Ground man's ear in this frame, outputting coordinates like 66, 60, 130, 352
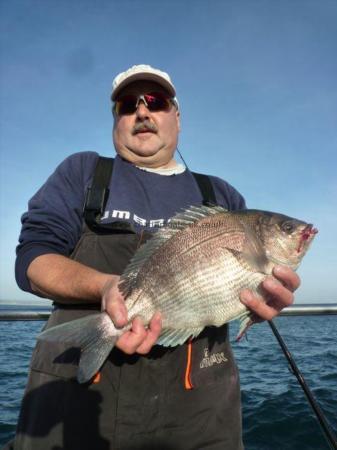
176, 110, 181, 132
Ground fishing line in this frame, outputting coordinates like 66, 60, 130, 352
268, 320, 337, 450
176, 147, 190, 170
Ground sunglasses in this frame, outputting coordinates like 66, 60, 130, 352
114, 92, 174, 116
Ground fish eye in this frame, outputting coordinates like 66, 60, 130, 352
281, 221, 295, 234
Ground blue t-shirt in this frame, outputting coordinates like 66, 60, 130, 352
15, 152, 246, 292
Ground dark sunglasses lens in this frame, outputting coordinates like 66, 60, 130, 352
115, 95, 137, 115
115, 92, 172, 115
144, 93, 171, 112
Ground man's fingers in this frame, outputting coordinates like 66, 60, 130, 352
115, 313, 162, 355
136, 312, 162, 354
240, 289, 277, 321
103, 282, 128, 328
240, 279, 294, 321
273, 265, 301, 292
115, 316, 147, 354
240, 266, 300, 322
262, 277, 294, 309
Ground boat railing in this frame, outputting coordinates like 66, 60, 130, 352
0, 303, 336, 320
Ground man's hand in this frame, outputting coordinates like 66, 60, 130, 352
101, 277, 162, 355
239, 265, 300, 321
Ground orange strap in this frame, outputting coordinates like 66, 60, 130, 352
184, 340, 194, 390
92, 372, 101, 384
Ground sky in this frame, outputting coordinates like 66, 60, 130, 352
0, 0, 336, 304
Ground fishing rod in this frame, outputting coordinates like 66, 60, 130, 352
268, 320, 337, 450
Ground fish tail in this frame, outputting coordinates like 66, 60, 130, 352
38, 312, 123, 383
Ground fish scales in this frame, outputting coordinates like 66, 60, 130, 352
125, 214, 256, 328
38, 206, 317, 383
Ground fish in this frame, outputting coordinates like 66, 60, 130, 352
38, 205, 317, 383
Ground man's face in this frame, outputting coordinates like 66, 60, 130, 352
113, 80, 180, 168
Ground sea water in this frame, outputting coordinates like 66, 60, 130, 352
0, 306, 336, 450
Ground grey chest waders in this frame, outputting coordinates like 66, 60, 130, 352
11, 157, 243, 450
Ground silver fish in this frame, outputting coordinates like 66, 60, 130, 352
38, 206, 317, 383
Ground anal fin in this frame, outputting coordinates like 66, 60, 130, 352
157, 327, 204, 347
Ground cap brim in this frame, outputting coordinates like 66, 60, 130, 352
111, 72, 176, 101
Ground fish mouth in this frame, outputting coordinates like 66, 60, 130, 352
297, 224, 318, 253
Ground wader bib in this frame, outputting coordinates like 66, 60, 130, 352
10, 159, 243, 450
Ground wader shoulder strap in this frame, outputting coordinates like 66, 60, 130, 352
83, 157, 134, 233
84, 156, 114, 219
191, 172, 217, 206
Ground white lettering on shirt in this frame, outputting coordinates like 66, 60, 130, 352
102, 209, 169, 228
133, 214, 147, 226
149, 219, 165, 228
111, 210, 130, 220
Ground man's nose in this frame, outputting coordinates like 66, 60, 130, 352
135, 101, 150, 119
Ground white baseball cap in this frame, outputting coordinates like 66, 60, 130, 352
111, 64, 177, 101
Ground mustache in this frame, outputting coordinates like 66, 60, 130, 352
132, 120, 158, 135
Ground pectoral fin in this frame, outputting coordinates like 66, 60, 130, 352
240, 222, 270, 273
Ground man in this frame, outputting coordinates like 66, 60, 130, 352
10, 64, 299, 450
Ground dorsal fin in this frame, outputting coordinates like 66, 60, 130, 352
119, 205, 227, 296
168, 205, 226, 230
